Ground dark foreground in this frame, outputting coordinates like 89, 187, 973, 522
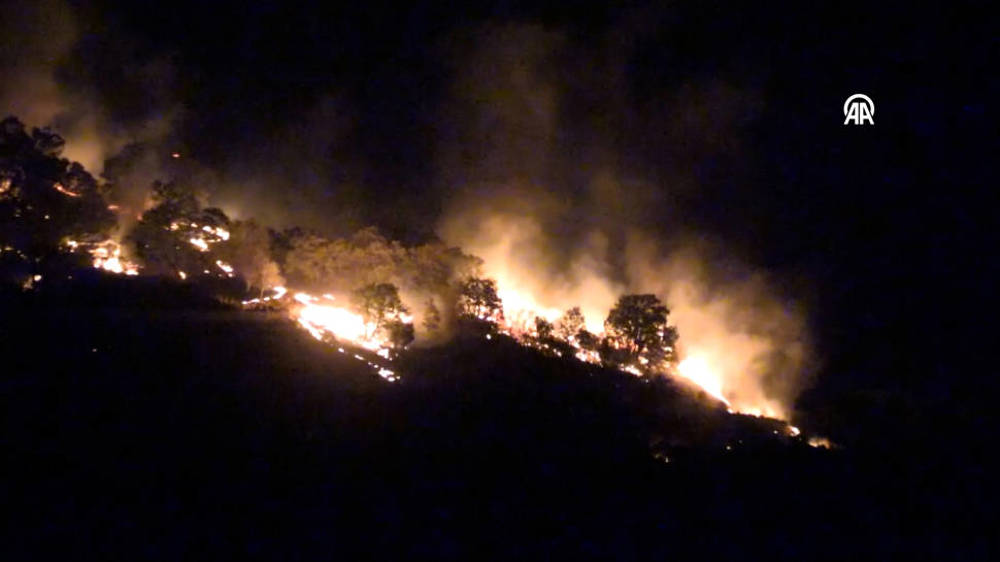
1, 283, 988, 559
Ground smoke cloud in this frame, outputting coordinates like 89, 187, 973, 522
2, 5, 813, 414
436, 22, 811, 415
1, 0, 179, 216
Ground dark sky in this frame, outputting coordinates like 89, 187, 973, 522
57, 1, 988, 245
4, 1, 994, 440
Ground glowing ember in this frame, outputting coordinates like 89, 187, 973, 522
808, 436, 832, 449
622, 364, 643, 377
52, 182, 81, 197
65, 239, 140, 276
188, 237, 209, 251
677, 354, 730, 405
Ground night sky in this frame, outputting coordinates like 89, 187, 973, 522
3, 1, 994, 445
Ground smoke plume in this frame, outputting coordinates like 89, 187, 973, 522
1, 0, 179, 215
436, 22, 811, 415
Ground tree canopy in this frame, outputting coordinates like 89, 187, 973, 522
604, 294, 679, 372
0, 116, 115, 276
456, 276, 504, 324
126, 179, 230, 278
350, 282, 410, 339
555, 307, 586, 341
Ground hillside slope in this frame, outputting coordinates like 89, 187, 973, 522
1, 284, 973, 559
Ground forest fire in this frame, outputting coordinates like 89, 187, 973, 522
91, 240, 139, 276
241, 287, 405, 380
292, 292, 369, 345
68, 223, 797, 422
495, 285, 562, 331
52, 182, 81, 198
3, 109, 807, 423
677, 354, 730, 405
64, 238, 140, 276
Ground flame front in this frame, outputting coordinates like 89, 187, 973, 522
496, 286, 562, 330
293, 292, 368, 344
677, 354, 730, 405
62, 227, 799, 419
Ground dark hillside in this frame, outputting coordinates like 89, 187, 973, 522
1, 285, 981, 559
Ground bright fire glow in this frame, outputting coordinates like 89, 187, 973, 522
808, 436, 832, 449
65, 239, 140, 276
52, 182, 81, 197
294, 292, 368, 344
497, 286, 562, 331
677, 354, 730, 405
245, 289, 405, 382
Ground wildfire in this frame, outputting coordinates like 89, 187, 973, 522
243, 288, 403, 381
59, 219, 801, 419
677, 354, 730, 405
189, 237, 209, 251
52, 182, 81, 198
293, 292, 369, 344
808, 436, 832, 449
496, 286, 562, 331
169, 221, 230, 254
486, 283, 797, 418
65, 239, 140, 276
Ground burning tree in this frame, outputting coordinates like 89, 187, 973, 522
0, 116, 116, 281
534, 316, 554, 340
280, 228, 399, 293
350, 282, 411, 340
279, 227, 481, 311
384, 319, 415, 350
126, 179, 231, 278
555, 307, 586, 341
456, 277, 504, 324
603, 294, 679, 373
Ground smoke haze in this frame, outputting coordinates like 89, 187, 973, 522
435, 23, 810, 414
3, 5, 813, 413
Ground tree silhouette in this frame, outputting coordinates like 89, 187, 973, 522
555, 307, 586, 341
385, 319, 415, 350
456, 277, 503, 324
350, 282, 409, 339
534, 316, 554, 340
604, 294, 679, 372
126, 179, 229, 278
0, 116, 115, 279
